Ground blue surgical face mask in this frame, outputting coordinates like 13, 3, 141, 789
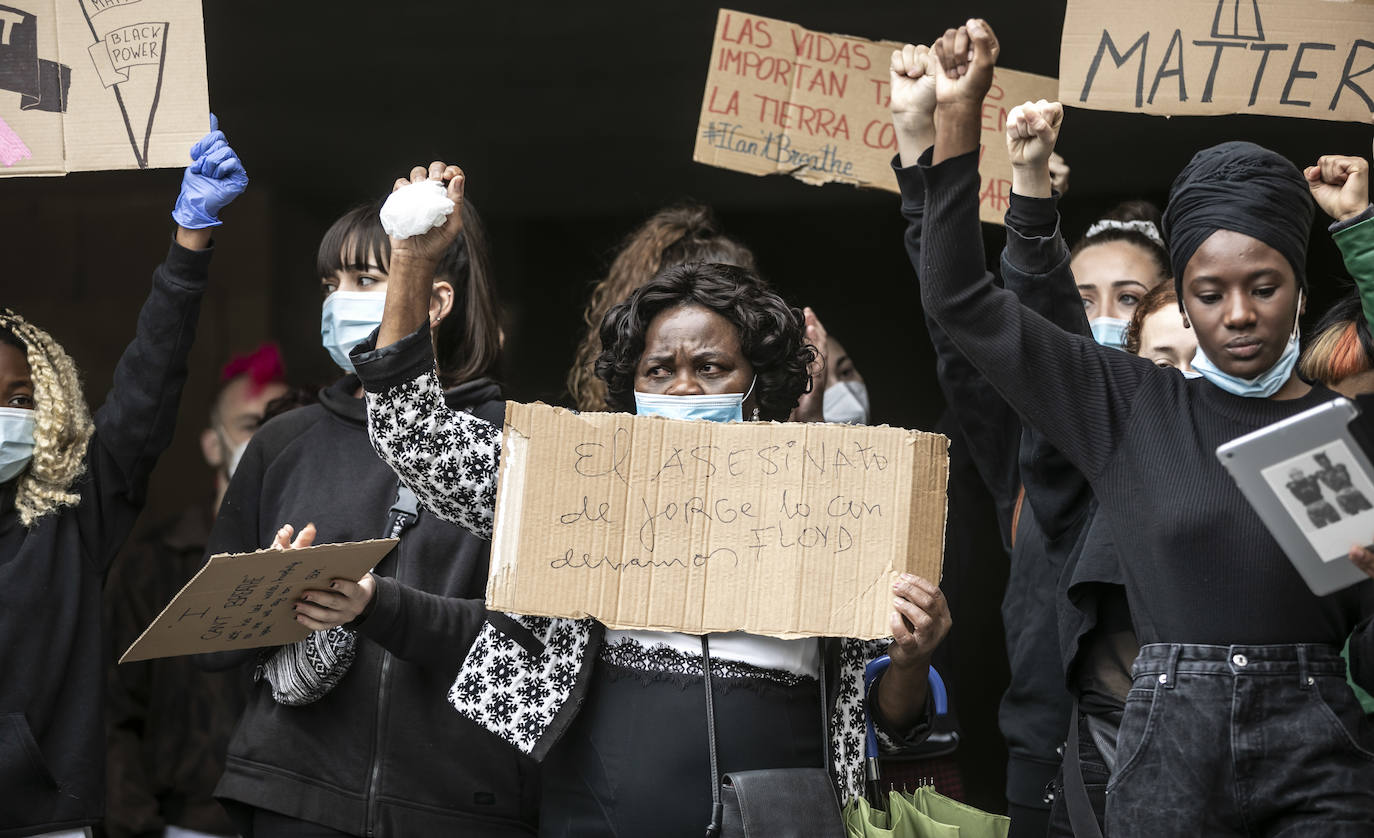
1089, 317, 1130, 351
321, 291, 387, 373
634, 378, 756, 423
0, 407, 36, 484
1191, 291, 1302, 398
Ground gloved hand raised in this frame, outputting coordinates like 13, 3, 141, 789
172, 113, 248, 230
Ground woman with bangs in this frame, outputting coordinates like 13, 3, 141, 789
204, 196, 538, 837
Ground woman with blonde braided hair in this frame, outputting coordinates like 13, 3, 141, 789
0, 313, 95, 526
1, 118, 247, 838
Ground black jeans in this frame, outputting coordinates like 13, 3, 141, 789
1046, 709, 1114, 837
1106, 643, 1374, 837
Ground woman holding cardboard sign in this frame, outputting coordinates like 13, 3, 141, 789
353, 162, 950, 836
201, 196, 538, 838
909, 17, 1374, 835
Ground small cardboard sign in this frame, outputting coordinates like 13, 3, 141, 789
693, 8, 1058, 224
1059, 0, 1374, 123
487, 403, 949, 640
119, 539, 397, 663
0, 0, 208, 176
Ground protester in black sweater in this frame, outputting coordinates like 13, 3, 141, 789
912, 18, 1374, 835
889, 46, 1145, 835
0, 123, 245, 838
205, 199, 538, 838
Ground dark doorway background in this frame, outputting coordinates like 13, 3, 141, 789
4, 1, 1370, 814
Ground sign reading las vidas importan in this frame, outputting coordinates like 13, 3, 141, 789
693, 9, 1058, 224
1060, 0, 1374, 123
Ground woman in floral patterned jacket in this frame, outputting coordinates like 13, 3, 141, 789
351, 162, 951, 836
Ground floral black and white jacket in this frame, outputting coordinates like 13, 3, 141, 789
352, 327, 931, 803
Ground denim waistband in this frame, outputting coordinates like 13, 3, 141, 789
1132, 642, 1347, 687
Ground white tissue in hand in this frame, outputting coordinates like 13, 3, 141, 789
379, 180, 455, 239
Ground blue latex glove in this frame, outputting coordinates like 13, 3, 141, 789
172, 114, 248, 229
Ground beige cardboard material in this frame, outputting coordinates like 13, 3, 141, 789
488, 403, 949, 640
1060, 0, 1374, 123
120, 539, 397, 663
693, 8, 1057, 224
0, 0, 207, 176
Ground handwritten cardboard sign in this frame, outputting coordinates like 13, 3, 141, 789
487, 403, 949, 639
119, 539, 397, 663
0, 0, 208, 176
1060, 0, 1374, 123
693, 8, 1058, 224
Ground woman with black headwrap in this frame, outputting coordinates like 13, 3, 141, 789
906, 17, 1374, 836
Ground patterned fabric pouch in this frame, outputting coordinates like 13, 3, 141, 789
258, 486, 419, 706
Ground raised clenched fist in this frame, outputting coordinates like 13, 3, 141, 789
930, 18, 1000, 110
1306, 155, 1370, 222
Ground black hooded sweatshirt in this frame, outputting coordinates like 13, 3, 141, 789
0, 241, 211, 837
210, 374, 539, 837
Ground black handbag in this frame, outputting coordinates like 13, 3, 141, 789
702, 636, 847, 838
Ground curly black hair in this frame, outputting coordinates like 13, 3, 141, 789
594, 262, 815, 421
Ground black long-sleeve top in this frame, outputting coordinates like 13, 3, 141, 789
0, 241, 211, 838
917, 149, 1373, 649
898, 154, 1097, 805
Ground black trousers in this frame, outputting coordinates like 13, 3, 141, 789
1106, 643, 1374, 837
1046, 709, 1114, 838
539, 657, 826, 837
1007, 802, 1051, 838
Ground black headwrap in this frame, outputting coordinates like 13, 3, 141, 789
1162, 141, 1314, 299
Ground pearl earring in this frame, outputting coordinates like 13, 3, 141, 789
751, 406, 760, 421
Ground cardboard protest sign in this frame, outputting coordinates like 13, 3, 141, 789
488, 403, 949, 640
120, 539, 397, 663
0, 0, 208, 176
693, 8, 1058, 224
1060, 0, 1374, 123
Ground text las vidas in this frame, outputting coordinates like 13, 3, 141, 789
693, 9, 1057, 224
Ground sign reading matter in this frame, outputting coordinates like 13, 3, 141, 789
1060, 0, 1374, 123
0, 0, 208, 176
120, 539, 397, 663
693, 8, 1058, 224
488, 403, 950, 640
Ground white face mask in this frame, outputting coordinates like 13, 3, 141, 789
321, 291, 387, 373
822, 380, 869, 425
226, 438, 249, 480
0, 407, 35, 484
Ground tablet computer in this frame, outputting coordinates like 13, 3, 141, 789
1216, 396, 1373, 596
